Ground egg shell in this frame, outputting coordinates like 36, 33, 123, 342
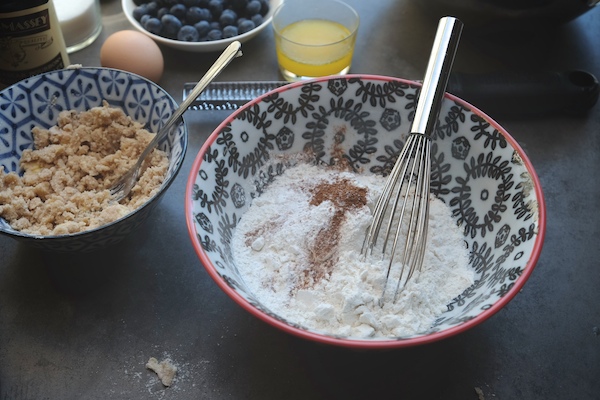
100, 30, 164, 82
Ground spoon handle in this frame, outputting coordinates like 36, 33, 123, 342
144, 41, 243, 159
173, 40, 243, 124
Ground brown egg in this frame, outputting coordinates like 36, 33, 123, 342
100, 30, 164, 83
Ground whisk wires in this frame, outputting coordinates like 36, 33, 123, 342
361, 16, 463, 303
362, 133, 432, 301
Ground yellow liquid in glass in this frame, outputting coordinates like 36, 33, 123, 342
276, 19, 355, 78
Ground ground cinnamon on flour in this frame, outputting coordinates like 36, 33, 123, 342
304, 179, 366, 287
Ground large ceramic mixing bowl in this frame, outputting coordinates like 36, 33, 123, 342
185, 75, 545, 349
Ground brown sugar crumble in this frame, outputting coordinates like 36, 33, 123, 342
0, 102, 168, 236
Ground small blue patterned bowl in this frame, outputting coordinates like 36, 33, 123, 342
0, 67, 187, 252
185, 75, 546, 349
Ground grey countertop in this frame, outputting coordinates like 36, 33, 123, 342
1, 0, 599, 399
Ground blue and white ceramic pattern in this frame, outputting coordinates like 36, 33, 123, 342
186, 75, 545, 348
0, 67, 187, 252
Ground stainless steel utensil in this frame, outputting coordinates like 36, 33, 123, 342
362, 17, 463, 303
109, 41, 243, 202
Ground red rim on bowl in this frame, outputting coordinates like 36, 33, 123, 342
185, 74, 546, 349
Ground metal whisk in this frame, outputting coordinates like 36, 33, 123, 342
362, 17, 463, 302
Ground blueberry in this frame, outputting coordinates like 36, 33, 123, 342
186, 7, 204, 24
198, 0, 210, 7
245, 0, 261, 16
177, 25, 200, 41
161, 14, 183, 38
144, 17, 163, 34
194, 20, 211, 37
140, 14, 151, 26
195, 7, 212, 21
146, 1, 160, 16
210, 21, 221, 30
157, 6, 169, 18
182, 0, 202, 6
219, 9, 237, 26
132, 4, 149, 21
223, 25, 238, 38
170, 4, 187, 20
208, 0, 224, 17
207, 28, 223, 40
238, 19, 255, 34
258, 0, 269, 15
250, 14, 263, 27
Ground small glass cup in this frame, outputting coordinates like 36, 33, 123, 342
54, 0, 102, 53
272, 0, 359, 82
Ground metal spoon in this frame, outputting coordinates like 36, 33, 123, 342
109, 40, 243, 202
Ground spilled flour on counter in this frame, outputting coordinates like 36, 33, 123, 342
232, 162, 474, 338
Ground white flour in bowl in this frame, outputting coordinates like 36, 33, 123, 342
232, 161, 474, 339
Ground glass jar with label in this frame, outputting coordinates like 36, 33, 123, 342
0, 0, 70, 88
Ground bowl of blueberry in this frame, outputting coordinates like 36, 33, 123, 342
123, 0, 279, 52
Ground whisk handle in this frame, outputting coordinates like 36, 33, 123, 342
411, 16, 463, 136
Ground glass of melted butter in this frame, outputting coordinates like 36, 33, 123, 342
272, 0, 359, 82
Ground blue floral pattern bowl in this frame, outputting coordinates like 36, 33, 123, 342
185, 75, 545, 349
0, 67, 187, 252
